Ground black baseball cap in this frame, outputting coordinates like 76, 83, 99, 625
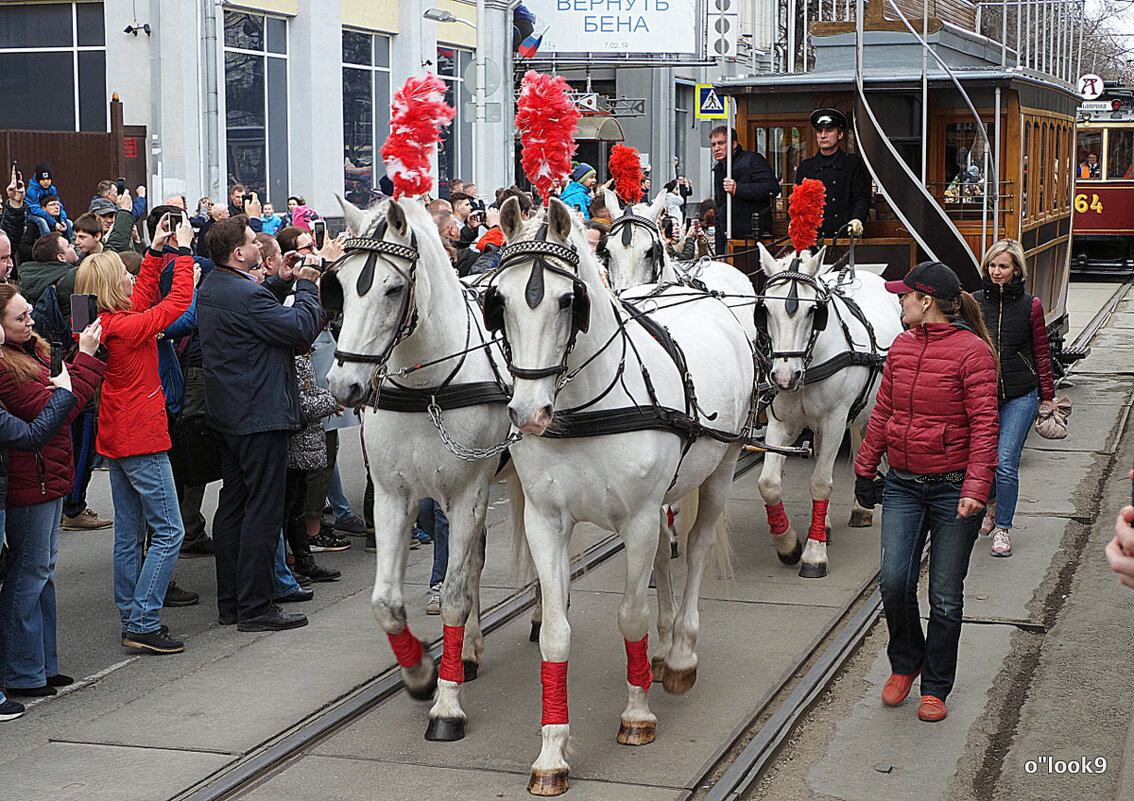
809, 108, 848, 130
884, 261, 962, 300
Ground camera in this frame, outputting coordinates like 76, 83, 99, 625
116, 177, 126, 195
242, 193, 253, 204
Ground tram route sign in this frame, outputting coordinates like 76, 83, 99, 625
521, 0, 700, 55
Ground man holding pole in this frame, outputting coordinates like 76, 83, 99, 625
710, 125, 780, 256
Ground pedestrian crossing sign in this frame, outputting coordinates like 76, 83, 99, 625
696, 84, 729, 120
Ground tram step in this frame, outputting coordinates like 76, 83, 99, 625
1057, 345, 1091, 364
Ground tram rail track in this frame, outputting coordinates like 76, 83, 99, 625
178, 281, 1130, 801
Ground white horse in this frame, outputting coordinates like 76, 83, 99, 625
486, 196, 754, 795
754, 243, 902, 578
602, 189, 759, 344
325, 197, 517, 742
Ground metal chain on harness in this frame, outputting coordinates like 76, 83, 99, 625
427, 401, 522, 461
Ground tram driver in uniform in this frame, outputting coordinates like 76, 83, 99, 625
1078, 151, 1100, 179
794, 108, 872, 239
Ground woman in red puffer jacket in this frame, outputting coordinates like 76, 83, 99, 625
853, 261, 999, 725
0, 284, 105, 698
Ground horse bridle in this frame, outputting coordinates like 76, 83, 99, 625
319, 220, 420, 367
481, 223, 590, 381
606, 207, 665, 285
755, 265, 831, 365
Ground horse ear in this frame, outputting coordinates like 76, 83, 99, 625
647, 190, 667, 220
547, 197, 573, 242
603, 188, 622, 218
500, 196, 524, 242
336, 194, 366, 238
803, 245, 826, 277
387, 200, 409, 238
758, 241, 780, 278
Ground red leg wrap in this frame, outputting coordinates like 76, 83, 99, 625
666, 506, 676, 527
440, 624, 465, 684
624, 636, 652, 691
809, 499, 830, 542
540, 660, 569, 725
387, 626, 423, 668
766, 502, 790, 536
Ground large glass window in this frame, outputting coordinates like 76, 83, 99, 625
943, 122, 990, 204
224, 10, 288, 205
1107, 130, 1134, 179
0, 2, 106, 131
342, 30, 392, 207
674, 84, 693, 177
436, 46, 473, 192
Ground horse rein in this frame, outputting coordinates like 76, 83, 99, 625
759, 268, 832, 365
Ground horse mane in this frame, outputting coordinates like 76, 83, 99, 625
508, 205, 604, 288
351, 198, 453, 282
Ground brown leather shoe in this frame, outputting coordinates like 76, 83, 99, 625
918, 694, 947, 722
61, 508, 113, 530
881, 670, 920, 706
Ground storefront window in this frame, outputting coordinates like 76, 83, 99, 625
436, 46, 473, 192
343, 30, 392, 206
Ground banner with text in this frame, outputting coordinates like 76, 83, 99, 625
521, 0, 701, 55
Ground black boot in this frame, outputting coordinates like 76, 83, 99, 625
293, 554, 341, 582
285, 514, 341, 582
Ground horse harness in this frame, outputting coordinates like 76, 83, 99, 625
482, 224, 749, 479
604, 206, 665, 284
320, 220, 511, 414
754, 264, 887, 424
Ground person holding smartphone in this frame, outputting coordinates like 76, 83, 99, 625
0, 284, 104, 698
74, 213, 195, 653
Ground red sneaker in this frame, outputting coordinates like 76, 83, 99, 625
881, 670, 920, 706
918, 695, 947, 722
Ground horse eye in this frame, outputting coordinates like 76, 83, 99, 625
558, 294, 572, 310
384, 284, 403, 297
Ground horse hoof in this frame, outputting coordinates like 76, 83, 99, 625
528, 768, 569, 796
777, 540, 803, 566
424, 716, 466, 742
799, 562, 828, 579
670, 540, 679, 559
651, 656, 666, 683
404, 654, 438, 700
662, 665, 697, 694
617, 719, 656, 745
529, 622, 541, 643
462, 659, 479, 682
848, 509, 873, 528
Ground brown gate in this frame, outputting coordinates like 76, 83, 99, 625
0, 98, 147, 220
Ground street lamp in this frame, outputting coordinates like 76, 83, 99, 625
423, 6, 486, 192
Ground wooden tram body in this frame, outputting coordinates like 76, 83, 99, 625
715, 10, 1077, 346
1072, 84, 1134, 276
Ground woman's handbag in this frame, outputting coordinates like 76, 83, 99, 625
1034, 394, 1072, 440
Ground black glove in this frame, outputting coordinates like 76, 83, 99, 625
855, 474, 878, 509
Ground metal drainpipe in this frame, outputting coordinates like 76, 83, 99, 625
149, 0, 162, 203
203, 0, 220, 199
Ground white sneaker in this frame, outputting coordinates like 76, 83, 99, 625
991, 528, 1012, 557
426, 583, 441, 615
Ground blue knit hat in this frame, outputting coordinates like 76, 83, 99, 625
571, 163, 596, 182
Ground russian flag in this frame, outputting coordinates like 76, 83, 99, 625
518, 32, 544, 59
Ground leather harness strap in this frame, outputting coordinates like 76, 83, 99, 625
371, 380, 511, 413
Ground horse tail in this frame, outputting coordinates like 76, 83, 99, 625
680, 487, 734, 581
507, 471, 534, 588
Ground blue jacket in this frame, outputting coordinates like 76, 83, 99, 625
0, 388, 77, 509
559, 181, 592, 220
197, 266, 322, 436
26, 182, 67, 229
260, 214, 284, 235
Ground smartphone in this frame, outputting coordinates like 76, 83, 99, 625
116, 177, 126, 195
242, 193, 253, 205
71, 293, 98, 333
49, 342, 63, 378
169, 210, 183, 229
312, 219, 326, 249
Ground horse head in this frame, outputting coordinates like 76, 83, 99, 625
324, 196, 440, 407
757, 241, 829, 392
602, 189, 671, 291
485, 196, 595, 436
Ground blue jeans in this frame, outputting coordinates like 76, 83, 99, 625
31, 215, 72, 239
879, 471, 981, 701
418, 499, 450, 587
993, 389, 1038, 530
0, 497, 63, 688
327, 463, 353, 522
109, 453, 185, 635
272, 530, 302, 598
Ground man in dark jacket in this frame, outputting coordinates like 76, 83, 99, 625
795, 108, 872, 239
198, 215, 322, 631
710, 126, 780, 255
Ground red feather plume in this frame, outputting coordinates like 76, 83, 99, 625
609, 144, 643, 206
788, 178, 827, 254
515, 71, 580, 205
380, 74, 456, 199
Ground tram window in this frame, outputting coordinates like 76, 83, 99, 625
1053, 126, 1061, 210
768, 127, 802, 185
1107, 129, 1134, 179
1022, 123, 1030, 217
1078, 131, 1102, 179
1039, 124, 1047, 212
944, 122, 990, 203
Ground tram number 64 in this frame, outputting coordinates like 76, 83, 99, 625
1074, 193, 1104, 214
